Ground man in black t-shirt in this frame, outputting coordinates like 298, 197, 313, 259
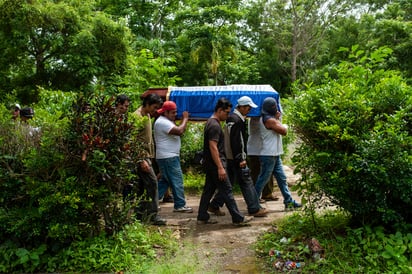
209, 96, 267, 217
197, 98, 253, 226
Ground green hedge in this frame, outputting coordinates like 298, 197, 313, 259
290, 46, 412, 226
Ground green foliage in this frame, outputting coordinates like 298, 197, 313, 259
0, 0, 131, 102
0, 242, 48, 273
174, 0, 254, 85
117, 48, 180, 97
183, 172, 206, 195
48, 223, 177, 273
318, 3, 412, 85
0, 99, 67, 246
290, 46, 412, 226
0, 90, 171, 272
256, 212, 412, 273
180, 122, 204, 171
63, 93, 139, 236
0, 222, 178, 273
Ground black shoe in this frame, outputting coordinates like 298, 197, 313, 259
162, 196, 174, 203
151, 216, 167, 226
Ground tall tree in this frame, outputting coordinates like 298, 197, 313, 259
98, 0, 179, 41
246, 0, 351, 93
0, 0, 131, 103
317, 0, 412, 82
174, 0, 251, 85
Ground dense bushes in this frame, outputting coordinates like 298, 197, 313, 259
0, 91, 155, 272
290, 46, 412, 226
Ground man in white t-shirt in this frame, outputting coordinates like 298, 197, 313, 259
247, 117, 279, 203
154, 101, 193, 213
254, 97, 301, 210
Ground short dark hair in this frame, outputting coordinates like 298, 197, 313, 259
214, 97, 232, 112
115, 94, 130, 106
142, 93, 162, 107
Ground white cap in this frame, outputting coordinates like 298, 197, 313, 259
237, 96, 257, 108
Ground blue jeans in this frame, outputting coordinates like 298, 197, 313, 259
254, 156, 293, 205
210, 160, 261, 214
157, 156, 186, 209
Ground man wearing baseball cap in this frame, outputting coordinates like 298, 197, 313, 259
208, 96, 268, 217
154, 101, 193, 213
11, 103, 21, 121
19, 107, 35, 122
254, 97, 301, 210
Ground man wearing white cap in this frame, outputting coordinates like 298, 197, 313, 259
208, 96, 268, 217
11, 103, 21, 121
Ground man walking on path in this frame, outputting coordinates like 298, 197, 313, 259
254, 97, 301, 210
132, 94, 166, 225
154, 101, 193, 213
248, 117, 280, 203
208, 96, 267, 217
197, 98, 254, 225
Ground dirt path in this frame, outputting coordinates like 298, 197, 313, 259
157, 166, 301, 273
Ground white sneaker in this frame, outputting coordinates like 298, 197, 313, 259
173, 206, 193, 213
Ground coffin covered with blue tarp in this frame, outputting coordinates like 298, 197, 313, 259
167, 85, 280, 119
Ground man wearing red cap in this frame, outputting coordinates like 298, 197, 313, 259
154, 101, 193, 213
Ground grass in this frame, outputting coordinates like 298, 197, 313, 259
144, 240, 220, 274
0, 221, 180, 273
183, 169, 243, 195
255, 210, 412, 273
183, 169, 205, 194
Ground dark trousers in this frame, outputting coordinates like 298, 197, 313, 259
134, 160, 159, 221
210, 160, 261, 214
197, 164, 244, 223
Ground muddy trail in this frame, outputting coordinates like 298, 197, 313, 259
157, 166, 301, 273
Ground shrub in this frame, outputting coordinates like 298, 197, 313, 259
180, 121, 204, 172
0, 90, 145, 260
0, 89, 181, 274
290, 46, 412, 227
255, 212, 412, 273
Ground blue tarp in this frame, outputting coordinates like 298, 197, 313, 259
168, 85, 280, 119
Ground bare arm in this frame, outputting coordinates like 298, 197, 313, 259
264, 113, 288, 136
209, 139, 226, 181
169, 111, 189, 136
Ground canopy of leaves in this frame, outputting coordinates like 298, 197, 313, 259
0, 0, 131, 103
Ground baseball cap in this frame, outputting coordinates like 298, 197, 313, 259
157, 101, 177, 114
261, 97, 278, 116
20, 107, 35, 118
237, 96, 257, 108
